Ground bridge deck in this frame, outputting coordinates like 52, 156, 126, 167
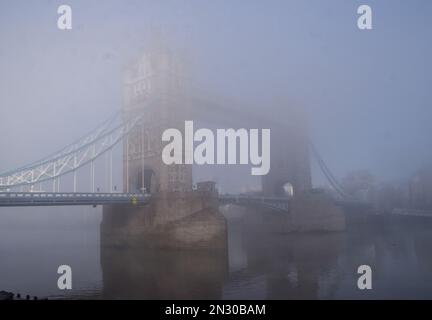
0, 192, 150, 207
0, 192, 292, 210
1, 193, 431, 219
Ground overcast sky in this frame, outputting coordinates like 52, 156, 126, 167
0, 0, 431, 190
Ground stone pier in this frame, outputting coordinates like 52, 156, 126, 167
101, 191, 228, 250
289, 192, 346, 232
240, 192, 346, 234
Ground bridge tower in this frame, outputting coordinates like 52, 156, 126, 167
261, 110, 312, 197
122, 46, 192, 194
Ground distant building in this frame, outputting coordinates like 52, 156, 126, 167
409, 168, 432, 209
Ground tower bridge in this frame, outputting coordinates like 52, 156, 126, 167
121, 46, 311, 198
0, 46, 312, 201
0, 46, 353, 249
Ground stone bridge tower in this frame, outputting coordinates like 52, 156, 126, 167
261, 108, 312, 197
122, 47, 192, 194
102, 46, 227, 251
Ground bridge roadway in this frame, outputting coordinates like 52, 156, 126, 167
1, 192, 432, 218
0, 192, 291, 211
0, 192, 151, 207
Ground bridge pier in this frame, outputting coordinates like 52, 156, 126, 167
238, 192, 346, 233
289, 192, 346, 232
101, 191, 227, 250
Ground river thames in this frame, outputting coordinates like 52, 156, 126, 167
1, 205, 432, 299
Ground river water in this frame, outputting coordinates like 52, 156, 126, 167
1, 205, 432, 299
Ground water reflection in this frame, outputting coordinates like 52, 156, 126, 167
101, 247, 228, 299
99, 208, 432, 299
223, 209, 345, 299
2, 206, 432, 299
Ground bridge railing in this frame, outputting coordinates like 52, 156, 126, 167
218, 194, 290, 212
0, 192, 150, 207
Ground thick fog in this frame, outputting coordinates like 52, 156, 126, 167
1, 0, 431, 191
2, 0, 432, 301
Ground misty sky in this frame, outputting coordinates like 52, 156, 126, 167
1, 0, 431, 190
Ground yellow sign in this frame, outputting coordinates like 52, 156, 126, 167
131, 196, 137, 206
